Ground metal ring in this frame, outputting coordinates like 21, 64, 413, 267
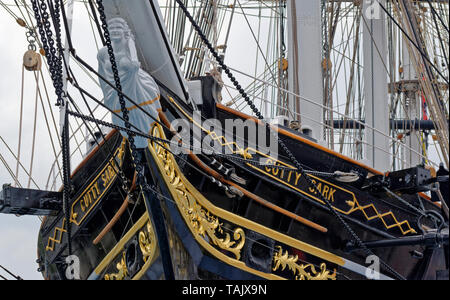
417, 210, 446, 234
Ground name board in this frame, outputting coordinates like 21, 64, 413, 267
70, 141, 126, 226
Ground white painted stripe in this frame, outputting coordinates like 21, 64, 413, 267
343, 259, 394, 280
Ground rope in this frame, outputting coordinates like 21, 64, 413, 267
223, 66, 439, 168
66, 109, 237, 196
34, 71, 63, 185
0, 136, 39, 188
174, 0, 406, 280
31, 0, 72, 256
424, 0, 449, 34
67, 103, 361, 186
377, 0, 448, 85
222, 81, 435, 168
15, 65, 25, 188
143, 178, 353, 280
27, 71, 39, 188
0, 265, 23, 280
0, 151, 21, 188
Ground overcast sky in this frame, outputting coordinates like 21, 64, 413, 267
0, 5, 46, 280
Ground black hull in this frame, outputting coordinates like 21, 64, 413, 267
33, 86, 448, 280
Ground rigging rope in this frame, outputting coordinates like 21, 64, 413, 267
28, 71, 39, 189
0, 264, 23, 280
377, 0, 448, 85
0, 151, 21, 188
23, 0, 446, 280
95, 0, 177, 279
173, 0, 406, 280
31, 0, 73, 256
15, 65, 25, 188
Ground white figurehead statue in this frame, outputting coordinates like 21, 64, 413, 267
97, 17, 161, 149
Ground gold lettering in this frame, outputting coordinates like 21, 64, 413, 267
102, 172, 109, 187
322, 185, 330, 200
272, 164, 279, 176
265, 159, 273, 173
93, 182, 100, 198
316, 183, 322, 195
85, 192, 92, 208
294, 173, 302, 185
328, 188, 336, 202
309, 180, 316, 193
80, 199, 85, 212
287, 171, 293, 183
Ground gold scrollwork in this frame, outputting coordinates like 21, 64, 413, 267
139, 221, 157, 263
104, 252, 128, 280
151, 124, 246, 260
272, 246, 337, 280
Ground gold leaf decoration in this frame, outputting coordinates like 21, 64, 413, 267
104, 252, 128, 280
139, 221, 157, 263
151, 124, 245, 260
272, 246, 336, 280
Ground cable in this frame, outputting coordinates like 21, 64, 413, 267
67, 109, 239, 196
424, 0, 449, 34
377, 0, 449, 85
141, 182, 350, 280
87, 0, 105, 46
0, 265, 23, 280
174, 0, 406, 280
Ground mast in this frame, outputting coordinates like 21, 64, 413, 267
400, 37, 423, 168
396, 0, 449, 168
362, 0, 390, 171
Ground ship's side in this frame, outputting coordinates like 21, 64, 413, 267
31, 86, 448, 280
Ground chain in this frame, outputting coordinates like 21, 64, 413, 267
47, 0, 75, 257
95, 0, 141, 171
383, 186, 446, 233
31, 0, 64, 106
67, 110, 236, 196
95, 1, 177, 280
174, 0, 406, 280
383, 187, 426, 217
30, 0, 73, 257
25, 29, 37, 51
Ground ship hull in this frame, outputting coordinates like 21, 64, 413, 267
36, 88, 448, 280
